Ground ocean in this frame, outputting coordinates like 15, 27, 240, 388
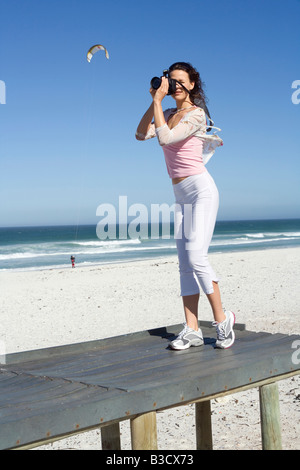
0, 219, 299, 272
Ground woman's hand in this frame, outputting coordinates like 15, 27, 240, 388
149, 86, 156, 99
136, 77, 168, 140
151, 77, 169, 104
152, 77, 169, 129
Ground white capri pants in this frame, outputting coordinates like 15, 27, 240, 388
173, 172, 219, 296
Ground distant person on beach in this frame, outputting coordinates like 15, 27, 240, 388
70, 256, 75, 268
136, 62, 235, 350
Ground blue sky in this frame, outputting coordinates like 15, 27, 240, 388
0, 0, 299, 226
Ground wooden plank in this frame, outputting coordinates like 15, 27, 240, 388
101, 423, 121, 450
1, 324, 184, 365
116, 335, 296, 392
195, 400, 213, 450
0, 377, 104, 418
130, 412, 158, 450
259, 382, 282, 450
1, 370, 299, 450
0, 379, 127, 449
5, 326, 254, 387
3, 328, 270, 385
89, 336, 297, 407
2, 332, 296, 402
54, 334, 294, 391
2, 330, 296, 397
2, 338, 293, 413
2, 322, 246, 366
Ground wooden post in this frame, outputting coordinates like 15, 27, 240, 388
195, 400, 213, 450
130, 412, 158, 450
101, 423, 121, 450
259, 382, 282, 450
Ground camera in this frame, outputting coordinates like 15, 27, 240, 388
150, 70, 177, 95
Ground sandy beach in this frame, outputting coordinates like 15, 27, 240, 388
0, 247, 299, 450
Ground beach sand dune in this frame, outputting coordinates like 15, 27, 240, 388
0, 247, 299, 450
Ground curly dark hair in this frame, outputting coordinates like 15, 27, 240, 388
168, 62, 212, 130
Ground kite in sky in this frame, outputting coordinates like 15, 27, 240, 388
87, 44, 109, 62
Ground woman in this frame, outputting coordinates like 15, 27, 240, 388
136, 62, 235, 350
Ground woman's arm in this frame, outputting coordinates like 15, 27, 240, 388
135, 102, 154, 140
135, 77, 169, 140
155, 108, 206, 146
153, 77, 169, 129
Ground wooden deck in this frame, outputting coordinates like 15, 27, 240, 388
0, 322, 299, 450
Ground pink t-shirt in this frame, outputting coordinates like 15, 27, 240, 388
136, 107, 223, 178
161, 135, 204, 178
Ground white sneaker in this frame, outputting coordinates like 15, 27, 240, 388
213, 310, 236, 349
170, 323, 204, 350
